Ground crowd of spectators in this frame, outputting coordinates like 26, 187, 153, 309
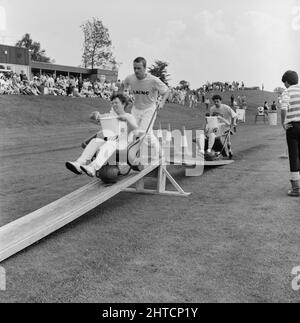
0, 71, 124, 100
1, 71, 252, 112
168, 88, 200, 108
168, 81, 250, 109
200, 81, 247, 93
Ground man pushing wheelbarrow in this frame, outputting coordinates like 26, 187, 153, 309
204, 95, 237, 161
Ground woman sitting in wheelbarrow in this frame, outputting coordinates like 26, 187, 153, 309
65, 93, 140, 177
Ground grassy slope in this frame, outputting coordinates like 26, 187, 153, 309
0, 90, 278, 129
0, 96, 111, 128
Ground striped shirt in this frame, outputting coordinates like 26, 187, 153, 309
280, 84, 300, 124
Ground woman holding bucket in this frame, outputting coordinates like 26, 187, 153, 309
65, 93, 139, 177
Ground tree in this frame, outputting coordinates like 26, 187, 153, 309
148, 60, 170, 85
81, 17, 115, 69
178, 80, 190, 90
15, 33, 53, 63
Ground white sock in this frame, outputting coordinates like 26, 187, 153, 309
291, 172, 300, 181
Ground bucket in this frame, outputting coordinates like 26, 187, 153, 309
100, 116, 123, 138
206, 117, 219, 130
269, 112, 278, 126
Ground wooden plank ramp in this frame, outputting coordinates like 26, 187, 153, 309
165, 153, 234, 177
204, 159, 235, 166
166, 153, 234, 167
168, 155, 205, 177
0, 164, 190, 263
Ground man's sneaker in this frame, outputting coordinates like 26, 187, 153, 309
80, 164, 96, 177
228, 152, 233, 159
66, 161, 82, 175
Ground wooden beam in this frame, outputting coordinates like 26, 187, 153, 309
204, 160, 234, 167
163, 167, 189, 195
123, 188, 190, 197
0, 164, 190, 263
157, 165, 167, 193
124, 165, 191, 197
135, 178, 145, 191
164, 153, 234, 176
167, 155, 234, 167
164, 153, 204, 177
0, 165, 154, 262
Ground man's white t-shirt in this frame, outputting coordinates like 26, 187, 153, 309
210, 104, 237, 125
123, 73, 169, 111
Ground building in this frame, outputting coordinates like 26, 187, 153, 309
0, 44, 118, 82
0, 44, 30, 76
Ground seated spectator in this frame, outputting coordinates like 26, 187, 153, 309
0, 72, 118, 102
29, 78, 41, 95
93, 81, 102, 97
73, 88, 83, 98
0, 73, 6, 92
20, 80, 35, 95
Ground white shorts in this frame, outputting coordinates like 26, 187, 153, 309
131, 106, 160, 157
131, 106, 156, 133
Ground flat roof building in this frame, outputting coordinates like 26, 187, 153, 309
0, 44, 118, 82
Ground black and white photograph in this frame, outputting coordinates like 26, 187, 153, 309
0, 0, 299, 306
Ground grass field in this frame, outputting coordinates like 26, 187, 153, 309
0, 91, 299, 303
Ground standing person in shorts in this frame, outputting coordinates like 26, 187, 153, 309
205, 97, 210, 111
280, 70, 300, 197
122, 57, 170, 160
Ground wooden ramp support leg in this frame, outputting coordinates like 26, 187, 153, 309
123, 164, 191, 197
0, 162, 190, 263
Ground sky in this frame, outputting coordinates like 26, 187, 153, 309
0, 0, 299, 90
